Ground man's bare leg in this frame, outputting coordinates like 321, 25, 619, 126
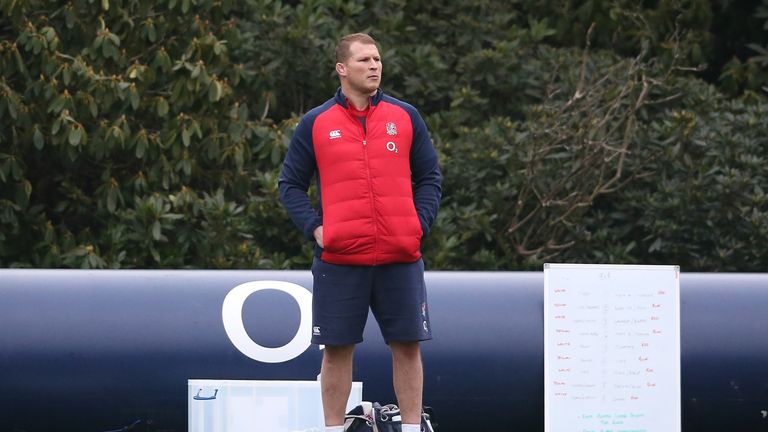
390, 341, 423, 425
320, 344, 355, 427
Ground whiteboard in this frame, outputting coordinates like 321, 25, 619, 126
544, 263, 680, 432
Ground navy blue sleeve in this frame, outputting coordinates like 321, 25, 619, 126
278, 116, 322, 241
408, 108, 442, 238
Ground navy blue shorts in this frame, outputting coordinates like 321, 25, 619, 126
310, 258, 432, 345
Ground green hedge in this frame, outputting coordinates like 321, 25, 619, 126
0, 0, 303, 268
1, 0, 767, 270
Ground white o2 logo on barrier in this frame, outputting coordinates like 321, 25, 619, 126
222, 281, 313, 363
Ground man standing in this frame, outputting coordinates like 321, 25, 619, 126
278, 33, 442, 432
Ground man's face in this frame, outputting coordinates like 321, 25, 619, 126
338, 41, 382, 95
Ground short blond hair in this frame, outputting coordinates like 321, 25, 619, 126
335, 33, 378, 63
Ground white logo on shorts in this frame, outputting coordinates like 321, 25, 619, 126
313, 326, 321, 335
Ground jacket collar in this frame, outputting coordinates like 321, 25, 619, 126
334, 87, 384, 108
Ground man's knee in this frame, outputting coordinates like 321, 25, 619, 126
390, 341, 421, 361
323, 344, 355, 364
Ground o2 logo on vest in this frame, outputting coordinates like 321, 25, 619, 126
386, 141, 398, 153
222, 281, 316, 363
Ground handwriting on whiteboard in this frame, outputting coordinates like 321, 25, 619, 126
545, 264, 680, 432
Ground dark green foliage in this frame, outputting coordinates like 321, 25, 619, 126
573, 86, 768, 271
0, 0, 302, 268
1, 0, 767, 270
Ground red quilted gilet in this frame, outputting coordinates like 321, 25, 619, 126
312, 101, 422, 265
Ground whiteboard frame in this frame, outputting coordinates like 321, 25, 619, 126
544, 263, 681, 432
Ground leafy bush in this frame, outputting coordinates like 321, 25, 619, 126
2, 0, 767, 271
426, 36, 688, 269
0, 0, 301, 268
573, 86, 768, 271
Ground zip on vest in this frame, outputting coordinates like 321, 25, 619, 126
361, 137, 379, 264
345, 102, 380, 264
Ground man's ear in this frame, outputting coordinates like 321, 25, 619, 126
335, 62, 346, 77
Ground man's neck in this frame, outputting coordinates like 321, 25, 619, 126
341, 87, 375, 111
